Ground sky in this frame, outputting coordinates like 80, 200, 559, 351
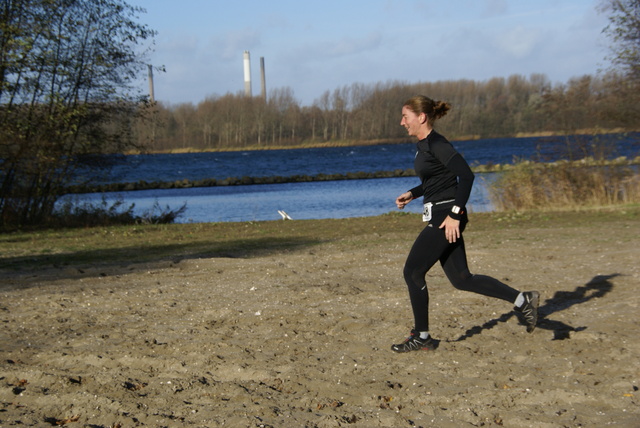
128, 0, 611, 107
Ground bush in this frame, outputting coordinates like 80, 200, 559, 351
47, 197, 187, 229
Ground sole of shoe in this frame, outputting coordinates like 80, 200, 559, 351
525, 291, 540, 333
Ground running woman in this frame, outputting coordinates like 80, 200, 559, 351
391, 95, 539, 353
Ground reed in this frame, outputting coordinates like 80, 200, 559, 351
489, 161, 640, 211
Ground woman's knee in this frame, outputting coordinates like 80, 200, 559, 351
403, 264, 425, 289
448, 270, 474, 291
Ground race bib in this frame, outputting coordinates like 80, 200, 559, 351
422, 202, 433, 222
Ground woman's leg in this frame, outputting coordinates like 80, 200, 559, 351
403, 224, 451, 332
439, 236, 520, 302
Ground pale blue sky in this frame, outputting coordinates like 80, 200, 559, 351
129, 0, 610, 106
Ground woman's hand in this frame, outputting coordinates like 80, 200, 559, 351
396, 192, 413, 209
439, 215, 461, 243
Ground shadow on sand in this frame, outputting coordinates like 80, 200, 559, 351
453, 274, 618, 341
0, 235, 323, 291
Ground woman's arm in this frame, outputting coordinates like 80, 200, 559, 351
439, 152, 475, 242
396, 191, 414, 209
445, 153, 475, 220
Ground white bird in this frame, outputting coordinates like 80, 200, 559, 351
278, 210, 292, 220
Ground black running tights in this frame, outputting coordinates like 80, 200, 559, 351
403, 215, 519, 332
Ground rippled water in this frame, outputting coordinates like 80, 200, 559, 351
62, 175, 497, 223
63, 133, 637, 223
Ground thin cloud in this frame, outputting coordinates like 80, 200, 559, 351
494, 26, 542, 58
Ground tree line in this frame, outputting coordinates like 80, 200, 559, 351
136, 71, 640, 153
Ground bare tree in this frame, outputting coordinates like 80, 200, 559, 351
599, 0, 640, 125
601, 0, 640, 83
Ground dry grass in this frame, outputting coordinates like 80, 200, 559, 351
489, 162, 640, 211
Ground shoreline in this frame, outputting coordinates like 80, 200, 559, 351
127, 128, 638, 155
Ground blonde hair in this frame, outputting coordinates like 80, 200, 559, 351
403, 95, 451, 123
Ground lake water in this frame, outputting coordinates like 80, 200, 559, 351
64, 133, 638, 223
63, 175, 495, 223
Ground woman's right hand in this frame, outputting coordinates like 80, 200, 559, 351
395, 191, 413, 209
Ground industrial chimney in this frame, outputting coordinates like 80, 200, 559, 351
260, 57, 266, 100
243, 51, 252, 97
147, 64, 155, 102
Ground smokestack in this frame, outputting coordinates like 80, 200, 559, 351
147, 64, 155, 102
243, 51, 252, 97
260, 57, 266, 100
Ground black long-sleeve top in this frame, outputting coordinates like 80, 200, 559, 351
408, 130, 475, 220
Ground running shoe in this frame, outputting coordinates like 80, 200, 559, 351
391, 330, 438, 353
515, 291, 540, 333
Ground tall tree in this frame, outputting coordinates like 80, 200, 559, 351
0, 0, 156, 227
601, 0, 640, 83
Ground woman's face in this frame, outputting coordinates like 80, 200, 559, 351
400, 106, 424, 138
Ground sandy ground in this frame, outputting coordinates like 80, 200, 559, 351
1, 212, 639, 427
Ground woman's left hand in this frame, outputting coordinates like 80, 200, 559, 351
439, 216, 461, 243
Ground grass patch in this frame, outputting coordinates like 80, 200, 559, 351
2, 207, 639, 276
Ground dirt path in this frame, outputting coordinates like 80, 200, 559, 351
1, 211, 639, 427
